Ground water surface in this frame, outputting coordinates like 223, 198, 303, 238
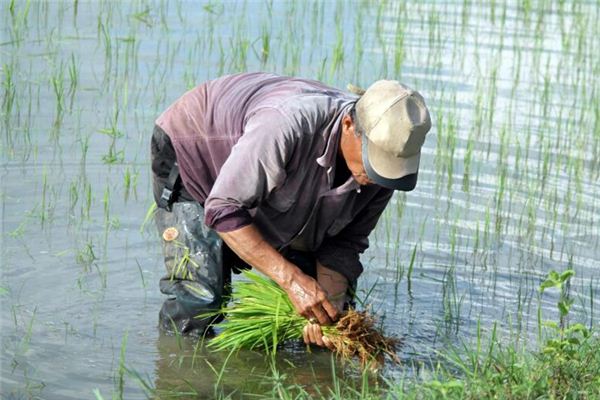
1, 1, 599, 398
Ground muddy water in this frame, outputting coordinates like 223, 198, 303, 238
2, 1, 599, 398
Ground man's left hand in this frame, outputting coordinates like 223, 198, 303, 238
303, 321, 335, 350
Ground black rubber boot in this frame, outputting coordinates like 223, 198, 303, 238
154, 202, 231, 337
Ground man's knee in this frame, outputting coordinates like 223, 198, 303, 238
159, 298, 221, 337
158, 275, 228, 337
155, 202, 230, 336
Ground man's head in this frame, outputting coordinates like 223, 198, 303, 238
342, 80, 431, 191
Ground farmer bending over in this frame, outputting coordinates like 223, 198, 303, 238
151, 72, 431, 347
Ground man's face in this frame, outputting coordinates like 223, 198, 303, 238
341, 115, 374, 186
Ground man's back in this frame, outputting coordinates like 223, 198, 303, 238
156, 72, 351, 205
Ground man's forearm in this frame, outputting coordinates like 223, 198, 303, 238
316, 261, 349, 311
217, 224, 300, 290
217, 223, 339, 324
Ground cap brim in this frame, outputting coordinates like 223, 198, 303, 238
362, 137, 419, 191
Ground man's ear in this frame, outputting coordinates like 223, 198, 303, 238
342, 114, 354, 136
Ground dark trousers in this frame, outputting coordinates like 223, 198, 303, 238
151, 126, 317, 336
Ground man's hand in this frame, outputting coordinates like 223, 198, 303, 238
284, 270, 339, 325
301, 261, 349, 348
303, 321, 334, 350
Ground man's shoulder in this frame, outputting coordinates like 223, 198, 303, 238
211, 72, 352, 105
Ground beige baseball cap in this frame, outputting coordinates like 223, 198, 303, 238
350, 80, 431, 191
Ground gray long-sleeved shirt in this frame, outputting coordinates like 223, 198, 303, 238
155, 72, 393, 282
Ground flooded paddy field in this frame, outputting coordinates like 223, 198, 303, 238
1, 0, 599, 398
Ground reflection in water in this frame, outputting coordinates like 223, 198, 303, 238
152, 332, 380, 399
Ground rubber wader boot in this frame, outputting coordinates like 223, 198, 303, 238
155, 202, 230, 336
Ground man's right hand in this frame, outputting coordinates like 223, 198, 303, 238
218, 224, 340, 326
283, 270, 340, 325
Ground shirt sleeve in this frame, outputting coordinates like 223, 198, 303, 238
316, 188, 394, 283
204, 108, 295, 232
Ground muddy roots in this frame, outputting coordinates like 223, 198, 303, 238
326, 309, 401, 367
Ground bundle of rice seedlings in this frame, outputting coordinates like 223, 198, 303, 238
205, 271, 400, 367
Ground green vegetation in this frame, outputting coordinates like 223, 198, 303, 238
396, 269, 600, 399
206, 271, 398, 367
1, 0, 599, 398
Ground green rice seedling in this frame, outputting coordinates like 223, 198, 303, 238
393, 9, 406, 77
190, 336, 203, 369
115, 332, 128, 400
486, 61, 499, 136
445, 111, 457, 192
204, 349, 236, 399
51, 61, 65, 128
102, 185, 110, 227
183, 49, 197, 90
119, 35, 138, 82
433, 112, 445, 193
373, 3, 389, 77
330, 9, 345, 75
82, 180, 92, 220
67, 53, 78, 108
494, 166, 507, 235
140, 202, 157, 234
462, 135, 474, 193
310, 1, 325, 51
289, 41, 302, 77
69, 179, 79, 213
380, 209, 393, 269
259, 23, 270, 66
78, 130, 90, 167
92, 389, 105, 400
316, 56, 328, 83
392, 247, 403, 303
38, 169, 55, 227
472, 221, 481, 257
75, 239, 108, 294
2, 63, 17, 129
351, 9, 363, 81
75, 239, 97, 273
406, 244, 417, 296
441, 264, 463, 334
217, 38, 225, 77
8, 0, 16, 17
117, 367, 162, 399
97, 15, 112, 83
7, 219, 27, 239
135, 260, 147, 290
427, 8, 442, 70
206, 271, 399, 367
99, 106, 124, 164
230, 29, 250, 73
460, 0, 470, 36
488, 0, 496, 25
8, 0, 31, 44
131, 6, 152, 28
72, 0, 78, 19
123, 166, 132, 201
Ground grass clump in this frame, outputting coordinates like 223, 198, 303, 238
406, 269, 600, 399
205, 271, 399, 367
413, 330, 600, 399
418, 333, 600, 399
